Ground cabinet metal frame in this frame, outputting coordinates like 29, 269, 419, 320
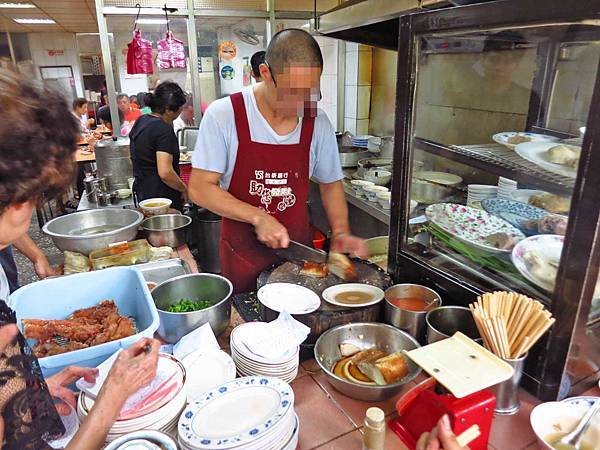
389, 0, 600, 400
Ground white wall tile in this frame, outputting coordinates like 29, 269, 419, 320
321, 44, 337, 76
344, 86, 357, 119
345, 50, 358, 86
346, 42, 358, 53
344, 117, 357, 134
356, 118, 369, 135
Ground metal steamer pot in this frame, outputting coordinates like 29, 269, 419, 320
339, 146, 371, 168
356, 158, 393, 178
95, 137, 133, 191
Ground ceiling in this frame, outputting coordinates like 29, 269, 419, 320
0, 0, 98, 33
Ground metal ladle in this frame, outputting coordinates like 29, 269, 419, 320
552, 399, 600, 450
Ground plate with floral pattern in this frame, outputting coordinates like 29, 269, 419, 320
481, 198, 548, 235
426, 203, 525, 254
178, 376, 294, 449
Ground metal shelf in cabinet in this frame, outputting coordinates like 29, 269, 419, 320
414, 137, 575, 197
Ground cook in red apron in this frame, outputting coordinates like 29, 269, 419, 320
220, 92, 314, 293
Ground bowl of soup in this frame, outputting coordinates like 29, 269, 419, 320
139, 198, 172, 216
384, 284, 442, 344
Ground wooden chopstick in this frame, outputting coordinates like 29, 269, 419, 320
456, 424, 481, 447
469, 291, 554, 360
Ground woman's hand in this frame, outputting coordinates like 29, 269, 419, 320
98, 338, 160, 405
33, 254, 60, 279
46, 366, 99, 413
0, 324, 18, 352
416, 415, 470, 450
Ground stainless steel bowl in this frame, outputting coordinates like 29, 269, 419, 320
152, 273, 232, 343
339, 146, 371, 168
384, 284, 442, 344
314, 322, 421, 401
426, 306, 482, 344
142, 214, 192, 248
42, 209, 144, 255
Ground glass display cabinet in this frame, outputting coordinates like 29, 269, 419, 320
388, 0, 600, 400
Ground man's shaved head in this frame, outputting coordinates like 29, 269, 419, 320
265, 28, 323, 75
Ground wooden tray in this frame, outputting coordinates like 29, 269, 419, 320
404, 332, 514, 398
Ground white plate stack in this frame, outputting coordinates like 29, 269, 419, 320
178, 376, 299, 450
497, 177, 518, 199
351, 134, 372, 148
230, 322, 300, 383
76, 354, 187, 442
467, 184, 498, 208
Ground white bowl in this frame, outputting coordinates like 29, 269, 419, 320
376, 191, 391, 210
139, 198, 172, 216
414, 171, 462, 186
363, 185, 388, 202
116, 188, 132, 199
322, 283, 385, 308
364, 169, 392, 186
350, 180, 374, 197
530, 401, 600, 450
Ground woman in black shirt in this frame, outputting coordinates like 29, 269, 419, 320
130, 82, 188, 211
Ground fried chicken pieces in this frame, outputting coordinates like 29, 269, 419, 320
22, 300, 136, 357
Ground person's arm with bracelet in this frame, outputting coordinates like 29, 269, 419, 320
156, 151, 187, 199
189, 169, 289, 249
12, 234, 59, 279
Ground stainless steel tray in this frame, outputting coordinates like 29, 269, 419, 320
135, 258, 192, 284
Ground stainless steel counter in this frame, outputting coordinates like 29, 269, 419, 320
309, 180, 390, 239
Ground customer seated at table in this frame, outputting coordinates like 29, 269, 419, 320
130, 81, 188, 211
72, 97, 94, 132
96, 104, 123, 133
117, 93, 142, 135
137, 91, 152, 115
0, 68, 160, 450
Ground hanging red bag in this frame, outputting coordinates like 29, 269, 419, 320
157, 30, 187, 70
127, 29, 154, 75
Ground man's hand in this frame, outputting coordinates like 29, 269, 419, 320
33, 255, 60, 279
416, 415, 470, 450
330, 232, 369, 259
253, 212, 290, 249
46, 366, 99, 413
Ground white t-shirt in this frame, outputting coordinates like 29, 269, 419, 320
192, 88, 343, 190
173, 115, 187, 135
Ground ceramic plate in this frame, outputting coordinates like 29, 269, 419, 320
257, 283, 321, 315
481, 198, 547, 235
231, 322, 299, 364
321, 283, 385, 308
511, 234, 564, 291
178, 376, 294, 449
426, 203, 525, 254
510, 189, 547, 204
515, 141, 579, 178
414, 171, 462, 186
182, 349, 236, 401
493, 132, 558, 150
561, 396, 599, 409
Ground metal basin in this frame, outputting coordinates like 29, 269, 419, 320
142, 214, 191, 248
314, 322, 421, 401
152, 273, 232, 343
426, 306, 482, 344
42, 209, 144, 255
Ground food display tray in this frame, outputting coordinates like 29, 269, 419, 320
134, 258, 191, 285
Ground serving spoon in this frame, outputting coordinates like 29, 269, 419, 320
552, 399, 600, 450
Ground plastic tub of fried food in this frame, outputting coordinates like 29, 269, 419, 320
9, 266, 159, 377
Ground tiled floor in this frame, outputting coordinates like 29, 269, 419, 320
221, 308, 600, 450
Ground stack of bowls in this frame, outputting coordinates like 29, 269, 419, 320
178, 376, 299, 450
351, 135, 372, 148
467, 184, 498, 208
497, 177, 518, 199
364, 185, 388, 203
350, 179, 374, 197
230, 322, 300, 383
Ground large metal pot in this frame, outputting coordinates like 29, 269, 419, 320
411, 171, 463, 204
142, 214, 191, 248
425, 306, 482, 344
357, 157, 393, 178
314, 322, 421, 401
192, 208, 222, 273
152, 273, 233, 343
95, 137, 132, 191
339, 146, 371, 168
42, 209, 144, 255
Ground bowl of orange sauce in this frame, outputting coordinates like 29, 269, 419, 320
384, 284, 442, 344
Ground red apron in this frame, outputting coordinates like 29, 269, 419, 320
221, 92, 314, 293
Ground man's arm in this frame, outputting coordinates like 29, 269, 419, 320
12, 234, 58, 279
319, 180, 368, 258
188, 168, 289, 248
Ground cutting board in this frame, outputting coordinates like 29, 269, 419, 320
404, 332, 514, 398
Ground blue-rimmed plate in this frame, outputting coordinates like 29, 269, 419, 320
561, 396, 599, 408
481, 198, 548, 235
493, 132, 558, 150
178, 376, 294, 449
